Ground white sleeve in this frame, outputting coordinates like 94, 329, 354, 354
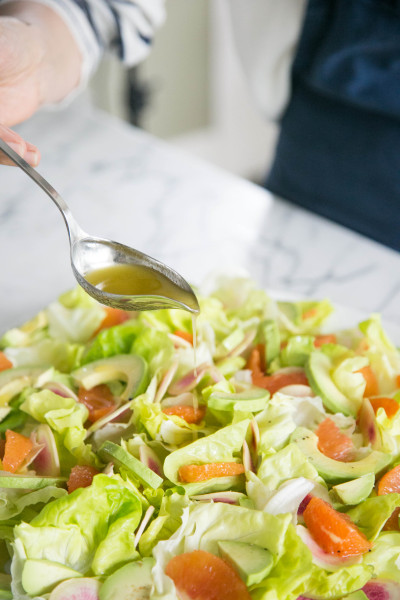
0, 0, 166, 93
227, 0, 307, 121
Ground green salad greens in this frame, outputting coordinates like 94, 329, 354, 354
1, 277, 400, 600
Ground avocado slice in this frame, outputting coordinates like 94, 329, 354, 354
21, 559, 81, 596
218, 540, 273, 586
72, 354, 147, 401
305, 352, 360, 416
208, 388, 269, 412
291, 427, 391, 484
0, 366, 45, 405
344, 591, 368, 600
259, 319, 280, 363
99, 441, 163, 489
0, 473, 66, 489
332, 473, 375, 505
99, 558, 154, 600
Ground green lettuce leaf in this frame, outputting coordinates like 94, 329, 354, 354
12, 474, 142, 579
359, 315, 400, 394
257, 443, 321, 491
346, 494, 400, 541
82, 319, 142, 364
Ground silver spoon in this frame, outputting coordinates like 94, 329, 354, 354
0, 138, 199, 313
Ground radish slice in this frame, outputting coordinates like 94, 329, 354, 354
32, 425, 60, 476
134, 505, 155, 547
49, 577, 100, 600
168, 363, 211, 395
250, 418, 260, 454
191, 491, 246, 504
139, 445, 163, 477
296, 525, 362, 571
242, 440, 255, 473
155, 361, 179, 404
41, 382, 79, 401
362, 580, 400, 600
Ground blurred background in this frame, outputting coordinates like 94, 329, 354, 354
89, 0, 277, 183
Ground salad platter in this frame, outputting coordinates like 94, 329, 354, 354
1, 276, 400, 600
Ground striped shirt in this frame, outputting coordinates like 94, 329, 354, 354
0, 0, 165, 96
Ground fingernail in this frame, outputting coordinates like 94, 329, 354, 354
7, 141, 25, 155
24, 149, 40, 167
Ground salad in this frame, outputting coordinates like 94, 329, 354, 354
1, 276, 400, 600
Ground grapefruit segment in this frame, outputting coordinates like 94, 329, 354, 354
165, 550, 251, 600
303, 497, 372, 557
78, 384, 115, 423
178, 462, 245, 483
2, 430, 34, 473
162, 405, 206, 424
315, 417, 354, 461
67, 465, 99, 493
369, 397, 399, 420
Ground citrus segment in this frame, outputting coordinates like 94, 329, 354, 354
162, 405, 206, 424
0, 351, 12, 372
174, 330, 194, 345
377, 464, 400, 496
314, 334, 337, 348
165, 550, 251, 600
358, 366, 379, 398
67, 465, 99, 493
369, 397, 399, 419
303, 497, 372, 557
315, 417, 354, 461
78, 384, 115, 423
178, 462, 245, 483
2, 429, 34, 473
94, 307, 130, 335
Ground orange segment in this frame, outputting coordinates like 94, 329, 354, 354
67, 465, 99, 493
174, 330, 194, 345
315, 417, 354, 461
303, 497, 372, 557
369, 397, 399, 419
377, 464, 400, 531
78, 384, 115, 423
0, 352, 12, 372
93, 307, 130, 336
314, 334, 337, 348
165, 550, 251, 600
2, 430, 34, 473
246, 344, 266, 378
377, 464, 400, 496
357, 366, 379, 398
252, 370, 309, 395
178, 462, 245, 483
162, 405, 206, 424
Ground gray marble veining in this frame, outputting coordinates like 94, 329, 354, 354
1, 99, 399, 335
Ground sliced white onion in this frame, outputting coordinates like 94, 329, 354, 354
278, 384, 314, 397
161, 393, 196, 408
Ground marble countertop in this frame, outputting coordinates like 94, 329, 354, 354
1, 99, 400, 336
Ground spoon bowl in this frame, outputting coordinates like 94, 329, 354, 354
0, 139, 199, 314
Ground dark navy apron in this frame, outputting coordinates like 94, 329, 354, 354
266, 0, 400, 251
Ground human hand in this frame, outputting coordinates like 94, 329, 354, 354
0, 124, 40, 167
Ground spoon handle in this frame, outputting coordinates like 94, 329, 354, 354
0, 138, 84, 242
